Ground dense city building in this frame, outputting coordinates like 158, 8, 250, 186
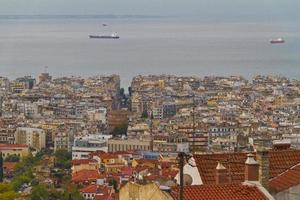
0, 73, 300, 200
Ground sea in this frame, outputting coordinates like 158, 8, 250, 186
0, 15, 299, 87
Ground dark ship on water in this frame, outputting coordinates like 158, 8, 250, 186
270, 37, 284, 44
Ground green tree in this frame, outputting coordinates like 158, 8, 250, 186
120, 88, 125, 97
0, 183, 17, 200
109, 179, 118, 191
31, 185, 49, 200
0, 183, 14, 193
48, 189, 63, 200
62, 185, 85, 200
0, 190, 17, 200
54, 150, 72, 169
141, 110, 148, 119
11, 170, 34, 191
14, 153, 36, 176
112, 123, 128, 136
4, 154, 20, 162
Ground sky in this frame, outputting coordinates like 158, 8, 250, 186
0, 0, 300, 17
0, 0, 299, 20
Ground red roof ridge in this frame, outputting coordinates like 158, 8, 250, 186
270, 162, 300, 181
194, 149, 300, 185
72, 159, 98, 165
0, 144, 28, 149
171, 183, 269, 200
269, 163, 300, 193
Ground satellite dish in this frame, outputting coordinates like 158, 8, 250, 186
183, 174, 193, 186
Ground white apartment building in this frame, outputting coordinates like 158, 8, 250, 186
15, 127, 46, 151
72, 134, 112, 160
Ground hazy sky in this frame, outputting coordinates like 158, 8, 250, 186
0, 0, 299, 19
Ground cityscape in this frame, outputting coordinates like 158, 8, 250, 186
1, 0, 300, 200
0, 73, 300, 199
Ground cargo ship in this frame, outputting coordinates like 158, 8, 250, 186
89, 32, 119, 39
270, 38, 285, 44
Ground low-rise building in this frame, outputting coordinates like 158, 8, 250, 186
72, 134, 111, 160
0, 144, 29, 160
108, 138, 152, 153
71, 159, 99, 173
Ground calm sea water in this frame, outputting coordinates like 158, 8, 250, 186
0, 16, 299, 87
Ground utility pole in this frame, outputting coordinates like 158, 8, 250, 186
0, 152, 3, 182
177, 152, 195, 200
178, 152, 184, 200
192, 94, 196, 154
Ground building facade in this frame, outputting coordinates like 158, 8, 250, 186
108, 138, 152, 152
15, 127, 46, 151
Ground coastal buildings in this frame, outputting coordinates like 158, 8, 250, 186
108, 138, 152, 152
54, 132, 72, 152
72, 134, 112, 159
0, 143, 29, 160
1, 73, 300, 199
0, 128, 15, 144
15, 127, 46, 151
107, 109, 128, 130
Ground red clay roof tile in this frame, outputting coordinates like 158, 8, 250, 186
0, 144, 28, 150
72, 159, 97, 165
269, 164, 300, 193
3, 162, 16, 171
194, 149, 300, 185
72, 169, 101, 183
171, 184, 269, 200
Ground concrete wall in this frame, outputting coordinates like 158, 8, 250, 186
119, 182, 172, 200
273, 184, 300, 200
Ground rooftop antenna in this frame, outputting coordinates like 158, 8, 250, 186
192, 93, 196, 154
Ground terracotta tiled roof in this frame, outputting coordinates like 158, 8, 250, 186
72, 159, 97, 165
194, 152, 247, 184
194, 149, 300, 185
90, 150, 107, 157
0, 144, 28, 150
102, 154, 119, 159
161, 169, 178, 179
81, 185, 119, 200
93, 193, 119, 200
136, 159, 159, 165
171, 184, 269, 200
72, 169, 101, 183
3, 162, 16, 171
113, 150, 134, 155
134, 166, 148, 173
119, 167, 133, 176
269, 149, 300, 179
80, 184, 102, 193
269, 164, 300, 193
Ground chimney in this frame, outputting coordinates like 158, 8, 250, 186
256, 148, 269, 190
216, 162, 228, 184
245, 153, 259, 181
